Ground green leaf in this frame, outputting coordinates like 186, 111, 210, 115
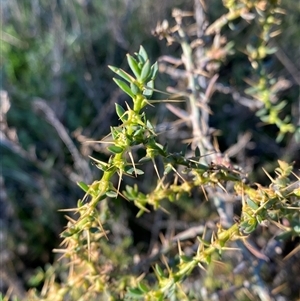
143, 80, 154, 98
256, 108, 268, 117
293, 224, 300, 234
127, 54, 141, 79
275, 133, 284, 143
107, 145, 124, 154
139, 45, 148, 62
136, 208, 146, 218
246, 198, 259, 210
90, 227, 101, 233
150, 61, 158, 80
110, 126, 122, 140
124, 166, 134, 175
135, 168, 144, 175
245, 86, 258, 95
260, 115, 270, 123
108, 65, 134, 83
125, 167, 144, 175
94, 162, 107, 171
266, 46, 277, 55
61, 231, 73, 238
243, 224, 257, 234
135, 53, 146, 66
240, 219, 257, 234
77, 199, 84, 207
155, 264, 164, 278
124, 187, 133, 197
106, 190, 118, 198
115, 103, 126, 120
126, 287, 144, 297
180, 255, 193, 263
138, 282, 150, 293
138, 156, 151, 163
133, 127, 144, 137
274, 100, 287, 111
140, 60, 151, 82
130, 82, 140, 95
77, 181, 89, 192
146, 119, 155, 132
27, 267, 44, 287
113, 78, 135, 98
98, 194, 108, 202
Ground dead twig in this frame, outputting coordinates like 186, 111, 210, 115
33, 98, 92, 183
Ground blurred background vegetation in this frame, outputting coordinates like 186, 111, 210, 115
1, 0, 299, 300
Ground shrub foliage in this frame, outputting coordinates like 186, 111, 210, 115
1, 1, 299, 301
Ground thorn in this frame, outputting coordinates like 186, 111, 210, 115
152, 158, 161, 180
128, 151, 137, 176
64, 215, 77, 223
166, 103, 189, 121
217, 182, 228, 193
200, 185, 208, 201
170, 164, 186, 183
161, 254, 172, 274
84, 132, 113, 144
262, 167, 275, 183
198, 262, 207, 271
87, 229, 91, 261
117, 171, 123, 197
177, 240, 183, 256
283, 244, 300, 261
